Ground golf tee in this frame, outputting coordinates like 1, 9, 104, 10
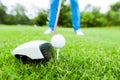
57, 49, 60, 60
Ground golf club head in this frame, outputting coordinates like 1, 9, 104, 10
12, 40, 54, 62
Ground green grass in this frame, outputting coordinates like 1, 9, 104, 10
0, 25, 120, 80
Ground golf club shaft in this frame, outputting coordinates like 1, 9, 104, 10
53, 0, 62, 35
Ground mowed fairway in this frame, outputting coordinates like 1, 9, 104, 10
0, 25, 120, 80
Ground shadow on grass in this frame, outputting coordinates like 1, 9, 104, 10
13, 55, 55, 66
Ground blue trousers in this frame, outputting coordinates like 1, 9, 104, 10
49, 0, 80, 31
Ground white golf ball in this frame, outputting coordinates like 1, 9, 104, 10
51, 34, 65, 49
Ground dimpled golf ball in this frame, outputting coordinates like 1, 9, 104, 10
51, 34, 65, 49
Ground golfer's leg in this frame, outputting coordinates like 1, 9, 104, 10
49, 0, 59, 31
70, 0, 80, 31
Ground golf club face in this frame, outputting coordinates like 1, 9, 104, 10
39, 42, 54, 61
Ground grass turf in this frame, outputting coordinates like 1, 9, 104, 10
0, 25, 120, 80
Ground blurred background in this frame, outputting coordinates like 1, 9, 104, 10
0, 0, 120, 27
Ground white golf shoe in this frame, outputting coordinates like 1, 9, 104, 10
44, 28, 52, 34
76, 29, 84, 36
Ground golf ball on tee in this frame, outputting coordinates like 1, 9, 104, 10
51, 34, 65, 49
